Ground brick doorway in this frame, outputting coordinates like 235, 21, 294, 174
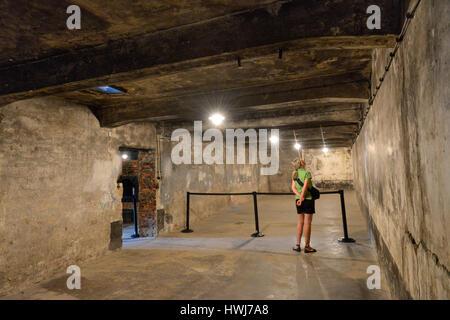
118, 147, 158, 238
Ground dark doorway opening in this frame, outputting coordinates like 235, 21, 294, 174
118, 175, 139, 239
118, 147, 159, 239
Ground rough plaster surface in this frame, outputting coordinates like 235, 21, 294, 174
352, 0, 449, 299
268, 146, 354, 192
0, 97, 156, 295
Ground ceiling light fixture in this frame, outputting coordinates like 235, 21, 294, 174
208, 113, 225, 126
269, 135, 279, 144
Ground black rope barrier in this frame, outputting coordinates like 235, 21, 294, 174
181, 190, 355, 243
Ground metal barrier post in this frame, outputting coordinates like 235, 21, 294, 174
251, 191, 264, 237
131, 186, 139, 238
338, 190, 355, 243
181, 192, 193, 233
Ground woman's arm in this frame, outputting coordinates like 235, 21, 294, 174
301, 178, 311, 200
292, 180, 302, 199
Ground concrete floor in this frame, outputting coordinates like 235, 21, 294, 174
2, 191, 389, 300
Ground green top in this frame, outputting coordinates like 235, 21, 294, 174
294, 168, 312, 200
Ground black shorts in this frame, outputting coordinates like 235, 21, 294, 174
295, 199, 315, 214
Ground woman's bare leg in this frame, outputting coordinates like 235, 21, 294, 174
304, 214, 313, 247
296, 214, 305, 245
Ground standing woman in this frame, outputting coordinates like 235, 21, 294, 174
291, 158, 317, 253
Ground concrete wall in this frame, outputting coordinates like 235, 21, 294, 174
352, 0, 449, 299
158, 139, 270, 230
268, 145, 354, 192
157, 138, 353, 229
0, 97, 156, 295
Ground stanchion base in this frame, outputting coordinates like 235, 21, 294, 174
338, 237, 355, 243
181, 229, 194, 233
251, 232, 264, 237
130, 234, 139, 238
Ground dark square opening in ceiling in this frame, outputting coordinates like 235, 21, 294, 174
92, 85, 127, 94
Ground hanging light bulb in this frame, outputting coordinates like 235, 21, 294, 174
269, 135, 279, 144
320, 126, 328, 154
293, 129, 301, 155
122, 153, 129, 160
208, 113, 225, 126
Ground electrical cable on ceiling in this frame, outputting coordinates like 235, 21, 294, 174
293, 129, 300, 156
320, 126, 328, 153
320, 126, 326, 145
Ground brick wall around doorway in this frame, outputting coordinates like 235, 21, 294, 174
137, 151, 158, 237
119, 150, 159, 237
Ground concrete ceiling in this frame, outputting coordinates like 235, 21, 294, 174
0, 0, 408, 148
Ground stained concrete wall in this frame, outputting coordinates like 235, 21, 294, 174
158, 139, 270, 230
0, 97, 156, 295
352, 0, 449, 299
158, 139, 353, 229
268, 145, 354, 192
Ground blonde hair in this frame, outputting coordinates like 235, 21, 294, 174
291, 158, 305, 180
